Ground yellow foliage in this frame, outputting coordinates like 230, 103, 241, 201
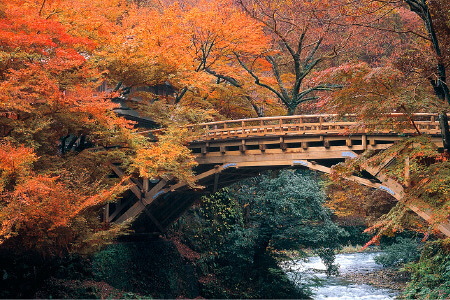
132, 130, 198, 186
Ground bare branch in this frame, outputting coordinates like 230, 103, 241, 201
235, 53, 288, 107
204, 68, 242, 88
266, 55, 290, 100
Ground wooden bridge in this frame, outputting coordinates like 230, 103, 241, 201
105, 113, 450, 237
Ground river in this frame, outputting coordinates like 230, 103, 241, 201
283, 252, 399, 300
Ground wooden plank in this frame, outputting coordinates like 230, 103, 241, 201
143, 177, 149, 193
194, 142, 396, 156
169, 166, 223, 192
109, 163, 142, 200
195, 150, 365, 164
367, 155, 397, 176
115, 179, 168, 223
213, 172, 220, 193
405, 201, 450, 237
404, 156, 410, 187
108, 198, 133, 222
362, 163, 405, 197
114, 201, 146, 223
143, 179, 168, 203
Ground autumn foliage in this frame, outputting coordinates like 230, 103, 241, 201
0, 0, 198, 255
0, 0, 449, 256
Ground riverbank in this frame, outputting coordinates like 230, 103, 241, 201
338, 246, 410, 292
342, 267, 410, 292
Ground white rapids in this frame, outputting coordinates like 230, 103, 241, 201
282, 252, 399, 300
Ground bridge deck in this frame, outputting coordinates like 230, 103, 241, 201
107, 113, 450, 237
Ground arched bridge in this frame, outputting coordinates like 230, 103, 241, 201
105, 113, 450, 236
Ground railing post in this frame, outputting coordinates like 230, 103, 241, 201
240, 140, 246, 152
143, 177, 149, 193
439, 112, 450, 152
362, 134, 367, 150
103, 203, 110, 223
346, 138, 352, 147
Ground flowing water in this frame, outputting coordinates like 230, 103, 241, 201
283, 252, 399, 300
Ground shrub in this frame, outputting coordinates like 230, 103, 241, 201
402, 240, 450, 299
375, 237, 421, 267
315, 247, 340, 276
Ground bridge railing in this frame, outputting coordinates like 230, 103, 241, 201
186, 113, 441, 140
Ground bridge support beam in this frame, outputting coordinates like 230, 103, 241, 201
114, 179, 168, 223
108, 138, 450, 238
363, 162, 450, 237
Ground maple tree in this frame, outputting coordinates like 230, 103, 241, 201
0, 0, 447, 256
318, 0, 450, 138
0, 0, 198, 255
312, 62, 445, 130
325, 180, 396, 225
399, 0, 450, 104
397, 0, 450, 150
234, 0, 368, 115
99, 0, 274, 119
297, 0, 450, 246
366, 137, 449, 245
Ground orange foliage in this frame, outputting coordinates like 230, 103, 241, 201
0, 0, 446, 255
325, 180, 396, 224
100, 0, 273, 118
0, 0, 199, 255
0, 142, 37, 178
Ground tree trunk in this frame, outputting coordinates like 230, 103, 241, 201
253, 229, 272, 271
439, 112, 450, 152
287, 106, 296, 116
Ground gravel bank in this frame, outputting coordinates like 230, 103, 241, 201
341, 267, 410, 291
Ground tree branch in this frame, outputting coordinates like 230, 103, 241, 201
204, 67, 242, 88
266, 55, 290, 100
235, 53, 288, 107
295, 84, 342, 105
175, 87, 188, 104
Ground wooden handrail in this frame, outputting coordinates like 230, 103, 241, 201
186, 113, 437, 128
135, 113, 444, 141
184, 113, 442, 141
